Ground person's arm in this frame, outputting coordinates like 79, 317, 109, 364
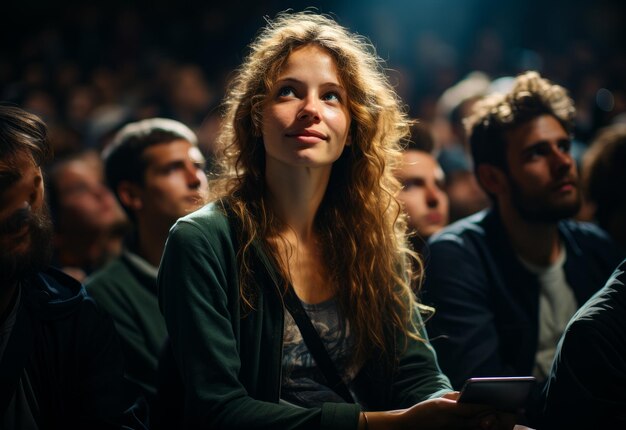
542, 267, 626, 427
389, 306, 455, 406
158, 214, 361, 429
542, 323, 621, 427
421, 237, 505, 389
365, 306, 512, 430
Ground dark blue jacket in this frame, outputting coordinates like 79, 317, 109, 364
0, 268, 125, 429
421, 209, 624, 390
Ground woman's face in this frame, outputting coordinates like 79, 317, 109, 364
261, 44, 352, 170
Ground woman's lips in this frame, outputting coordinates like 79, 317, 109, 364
286, 129, 327, 144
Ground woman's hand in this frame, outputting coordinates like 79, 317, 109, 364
364, 394, 517, 430
398, 397, 494, 429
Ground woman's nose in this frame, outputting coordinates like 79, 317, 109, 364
297, 96, 321, 121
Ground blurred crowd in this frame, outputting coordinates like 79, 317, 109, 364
2, 2, 625, 158
2, 1, 624, 277
2, 4, 626, 427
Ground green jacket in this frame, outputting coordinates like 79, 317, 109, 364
86, 252, 167, 400
158, 202, 451, 429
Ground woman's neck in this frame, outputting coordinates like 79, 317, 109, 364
265, 159, 335, 303
265, 160, 332, 239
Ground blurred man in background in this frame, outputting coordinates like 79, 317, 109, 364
396, 123, 449, 253
433, 72, 491, 222
580, 124, 626, 251
47, 150, 128, 281
86, 118, 209, 404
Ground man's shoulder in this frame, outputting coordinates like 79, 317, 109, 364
85, 256, 137, 295
87, 255, 130, 280
26, 267, 85, 303
568, 259, 626, 329
424, 209, 515, 283
560, 219, 624, 264
23, 267, 102, 321
428, 209, 491, 247
559, 218, 614, 243
16, 268, 123, 426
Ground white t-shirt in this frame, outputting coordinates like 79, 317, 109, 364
519, 246, 578, 381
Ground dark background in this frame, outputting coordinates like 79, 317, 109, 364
2, 0, 624, 155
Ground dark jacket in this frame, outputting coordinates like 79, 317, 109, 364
86, 252, 167, 403
421, 208, 624, 389
0, 268, 124, 429
540, 258, 626, 429
158, 202, 452, 430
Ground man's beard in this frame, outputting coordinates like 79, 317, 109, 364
509, 176, 581, 224
0, 203, 54, 285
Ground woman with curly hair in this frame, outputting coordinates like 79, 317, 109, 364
158, 11, 496, 430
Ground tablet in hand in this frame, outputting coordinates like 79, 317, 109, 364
457, 376, 536, 412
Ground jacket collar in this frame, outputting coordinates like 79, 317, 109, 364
22, 267, 87, 320
481, 207, 594, 305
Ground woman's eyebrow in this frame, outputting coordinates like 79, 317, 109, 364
275, 77, 345, 89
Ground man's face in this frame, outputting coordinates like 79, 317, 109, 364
136, 140, 209, 227
396, 150, 449, 239
0, 152, 53, 284
54, 153, 127, 233
503, 114, 581, 223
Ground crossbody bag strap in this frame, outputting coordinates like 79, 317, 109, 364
283, 285, 355, 404
222, 202, 355, 404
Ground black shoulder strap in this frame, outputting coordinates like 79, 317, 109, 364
223, 205, 355, 404
282, 285, 355, 403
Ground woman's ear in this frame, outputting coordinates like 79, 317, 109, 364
117, 181, 143, 212
476, 164, 507, 196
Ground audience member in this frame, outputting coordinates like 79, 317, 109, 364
541, 258, 626, 428
433, 72, 491, 222
396, 124, 449, 253
46, 150, 128, 281
422, 72, 624, 396
158, 12, 511, 430
86, 118, 209, 402
581, 124, 626, 250
0, 105, 124, 428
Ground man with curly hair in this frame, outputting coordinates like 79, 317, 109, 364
421, 72, 624, 398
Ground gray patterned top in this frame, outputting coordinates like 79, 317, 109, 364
280, 297, 362, 407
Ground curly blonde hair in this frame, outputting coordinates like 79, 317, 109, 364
466, 71, 575, 188
210, 11, 423, 365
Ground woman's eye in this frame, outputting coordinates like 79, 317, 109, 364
277, 86, 296, 97
322, 92, 340, 102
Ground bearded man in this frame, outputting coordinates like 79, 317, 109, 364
421, 72, 624, 397
0, 105, 124, 429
